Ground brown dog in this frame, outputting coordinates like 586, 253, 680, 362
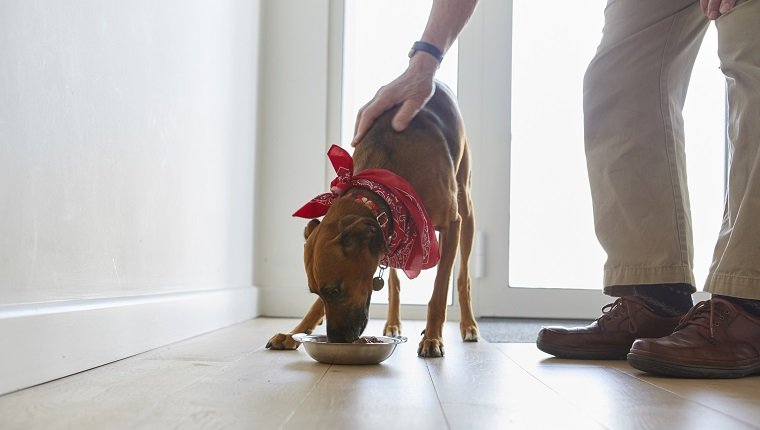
266, 81, 478, 357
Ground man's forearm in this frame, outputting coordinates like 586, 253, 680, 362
419, 0, 478, 57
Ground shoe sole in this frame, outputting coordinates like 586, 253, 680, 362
627, 353, 760, 379
536, 341, 628, 360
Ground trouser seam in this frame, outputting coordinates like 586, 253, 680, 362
658, 13, 691, 270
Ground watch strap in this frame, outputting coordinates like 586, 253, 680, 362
408, 41, 444, 63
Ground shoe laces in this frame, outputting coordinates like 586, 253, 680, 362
676, 300, 730, 338
597, 298, 637, 334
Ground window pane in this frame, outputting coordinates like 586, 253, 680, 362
509, 2, 725, 290
341, 0, 458, 304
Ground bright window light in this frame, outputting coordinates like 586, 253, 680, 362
509, 1, 726, 290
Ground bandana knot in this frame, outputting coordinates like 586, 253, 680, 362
330, 166, 352, 196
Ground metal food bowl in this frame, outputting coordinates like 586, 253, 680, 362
292, 333, 407, 365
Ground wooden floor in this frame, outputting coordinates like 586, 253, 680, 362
2, 317, 759, 430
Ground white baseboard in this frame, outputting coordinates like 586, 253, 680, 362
0, 286, 259, 396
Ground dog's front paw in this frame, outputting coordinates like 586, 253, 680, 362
383, 323, 402, 337
418, 338, 445, 358
266, 333, 301, 350
461, 322, 480, 342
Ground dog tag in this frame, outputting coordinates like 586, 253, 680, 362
372, 276, 385, 291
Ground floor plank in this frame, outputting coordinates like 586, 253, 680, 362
495, 343, 760, 430
622, 366, 760, 427
426, 335, 604, 429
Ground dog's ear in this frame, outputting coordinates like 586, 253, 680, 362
339, 215, 386, 256
304, 219, 321, 240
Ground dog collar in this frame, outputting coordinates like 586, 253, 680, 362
347, 191, 391, 242
293, 145, 439, 279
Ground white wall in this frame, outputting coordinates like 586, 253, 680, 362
0, 0, 260, 394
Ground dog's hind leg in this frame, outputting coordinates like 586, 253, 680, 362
383, 268, 402, 337
456, 145, 479, 342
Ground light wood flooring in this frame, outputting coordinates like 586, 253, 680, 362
2, 317, 759, 430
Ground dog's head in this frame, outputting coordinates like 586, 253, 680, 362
302, 203, 386, 343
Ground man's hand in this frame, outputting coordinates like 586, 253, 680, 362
701, 0, 737, 19
351, 56, 438, 146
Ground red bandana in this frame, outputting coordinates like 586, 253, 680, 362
293, 145, 439, 279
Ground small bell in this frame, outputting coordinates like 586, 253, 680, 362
372, 276, 385, 291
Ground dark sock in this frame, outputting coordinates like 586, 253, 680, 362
633, 283, 694, 316
717, 295, 760, 317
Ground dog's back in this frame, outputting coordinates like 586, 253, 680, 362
352, 81, 468, 228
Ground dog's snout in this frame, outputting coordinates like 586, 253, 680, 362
326, 330, 355, 343
326, 313, 368, 343
326, 326, 362, 343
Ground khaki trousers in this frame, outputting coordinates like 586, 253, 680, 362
584, 0, 760, 299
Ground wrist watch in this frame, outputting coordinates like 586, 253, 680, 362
408, 41, 444, 63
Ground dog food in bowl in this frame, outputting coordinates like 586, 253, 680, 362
352, 336, 382, 344
292, 333, 407, 364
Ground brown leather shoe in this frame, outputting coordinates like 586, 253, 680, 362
628, 298, 760, 378
536, 296, 683, 359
